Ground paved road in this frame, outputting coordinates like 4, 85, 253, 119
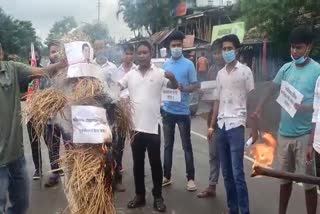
24, 107, 320, 214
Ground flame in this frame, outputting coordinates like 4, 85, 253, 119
250, 133, 277, 168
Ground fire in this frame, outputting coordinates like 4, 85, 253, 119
250, 133, 277, 168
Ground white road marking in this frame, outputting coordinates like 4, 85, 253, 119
190, 130, 320, 195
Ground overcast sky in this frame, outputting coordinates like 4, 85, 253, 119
0, 0, 133, 42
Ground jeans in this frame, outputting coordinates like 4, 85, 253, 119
28, 122, 64, 173
0, 157, 29, 214
162, 111, 195, 180
27, 121, 41, 171
209, 131, 220, 185
44, 124, 62, 172
216, 125, 250, 214
112, 128, 126, 184
131, 129, 163, 198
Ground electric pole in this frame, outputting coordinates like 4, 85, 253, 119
97, 0, 101, 23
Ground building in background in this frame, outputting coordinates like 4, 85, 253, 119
196, 0, 238, 7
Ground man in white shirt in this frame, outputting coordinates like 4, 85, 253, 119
119, 40, 178, 213
94, 49, 117, 84
208, 34, 255, 214
115, 44, 136, 82
112, 44, 136, 192
308, 76, 320, 157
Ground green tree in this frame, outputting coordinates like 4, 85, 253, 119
0, 8, 40, 59
45, 16, 77, 45
117, 0, 174, 36
240, 0, 320, 57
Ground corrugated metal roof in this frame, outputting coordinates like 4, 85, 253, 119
150, 29, 175, 45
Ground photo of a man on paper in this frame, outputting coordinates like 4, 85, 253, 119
82, 43, 91, 63
64, 41, 93, 64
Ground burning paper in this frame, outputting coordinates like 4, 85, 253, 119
72, 105, 112, 144
250, 133, 277, 167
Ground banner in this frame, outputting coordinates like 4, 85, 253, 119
211, 22, 245, 43
276, 81, 303, 118
72, 106, 112, 144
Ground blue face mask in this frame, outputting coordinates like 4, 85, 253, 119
291, 55, 308, 65
171, 47, 183, 58
222, 50, 236, 64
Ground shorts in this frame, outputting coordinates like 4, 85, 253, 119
277, 134, 316, 190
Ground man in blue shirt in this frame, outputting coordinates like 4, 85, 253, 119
162, 31, 199, 191
253, 26, 319, 214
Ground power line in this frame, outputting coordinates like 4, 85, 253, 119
97, 0, 101, 23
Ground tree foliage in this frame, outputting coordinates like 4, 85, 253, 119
0, 8, 41, 59
240, 0, 320, 57
117, 0, 174, 36
45, 16, 78, 45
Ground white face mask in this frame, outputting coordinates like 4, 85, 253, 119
171, 47, 183, 58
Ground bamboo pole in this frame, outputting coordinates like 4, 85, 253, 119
252, 165, 320, 185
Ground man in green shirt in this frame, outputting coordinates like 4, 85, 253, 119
252, 27, 319, 214
0, 42, 65, 213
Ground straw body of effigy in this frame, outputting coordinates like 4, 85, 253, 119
23, 89, 67, 139
23, 31, 133, 213
61, 145, 115, 214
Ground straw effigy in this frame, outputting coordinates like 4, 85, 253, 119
23, 88, 67, 139
23, 31, 133, 214
61, 145, 115, 214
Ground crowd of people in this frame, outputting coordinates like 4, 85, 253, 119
0, 25, 319, 214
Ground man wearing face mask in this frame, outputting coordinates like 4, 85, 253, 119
209, 34, 255, 214
197, 38, 225, 199
161, 31, 198, 191
252, 26, 319, 214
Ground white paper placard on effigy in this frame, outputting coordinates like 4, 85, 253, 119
161, 89, 181, 102
67, 63, 105, 82
276, 81, 304, 118
64, 41, 94, 65
72, 106, 112, 144
201, 81, 217, 101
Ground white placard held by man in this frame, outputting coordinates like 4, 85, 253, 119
276, 81, 304, 118
201, 80, 217, 101
161, 88, 181, 102
72, 105, 112, 144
